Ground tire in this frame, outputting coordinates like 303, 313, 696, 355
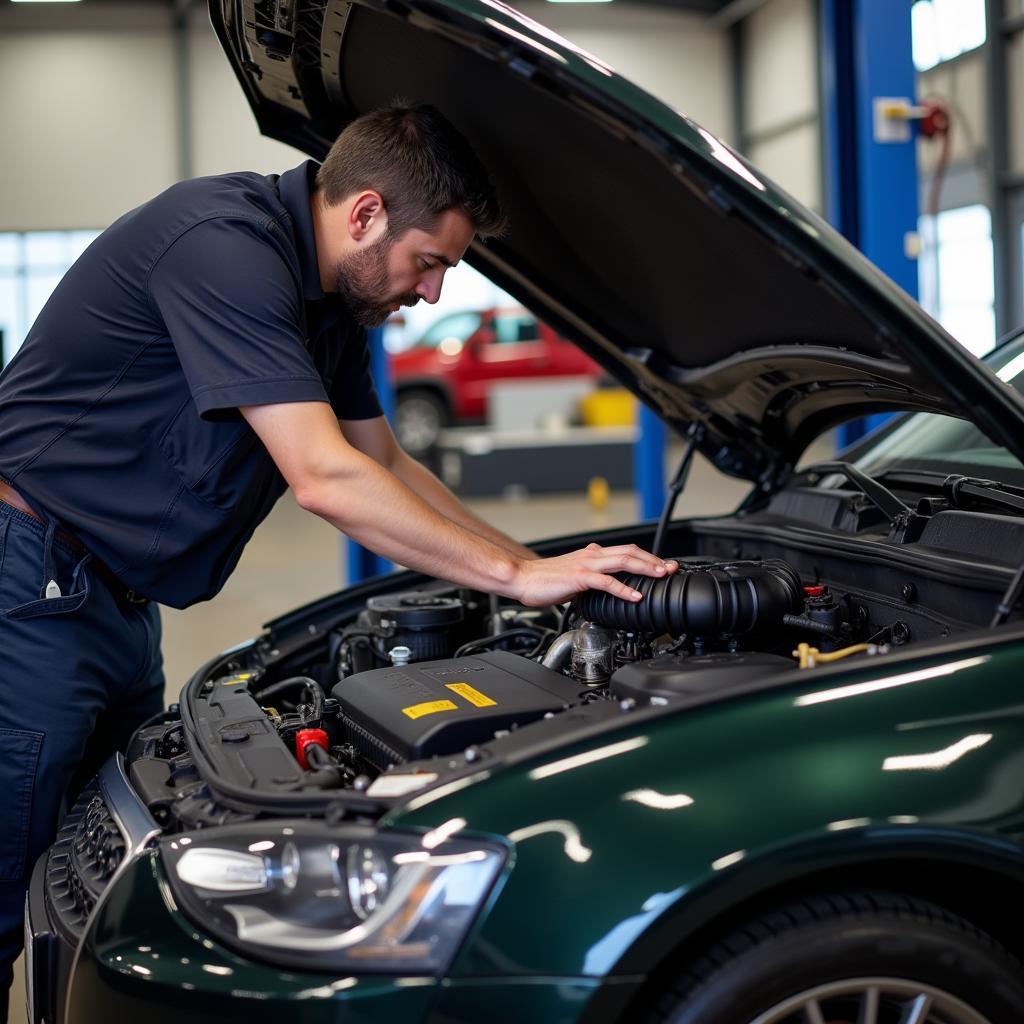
646, 891, 1024, 1024
395, 389, 448, 456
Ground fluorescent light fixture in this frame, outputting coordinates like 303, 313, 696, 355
883, 733, 992, 772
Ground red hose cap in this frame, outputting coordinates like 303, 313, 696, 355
296, 728, 329, 770
803, 585, 826, 598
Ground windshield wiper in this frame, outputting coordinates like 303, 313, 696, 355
875, 470, 1024, 517
942, 475, 1024, 516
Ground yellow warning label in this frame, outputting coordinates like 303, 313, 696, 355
221, 672, 254, 686
402, 699, 458, 720
446, 682, 497, 708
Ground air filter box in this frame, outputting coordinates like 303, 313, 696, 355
332, 651, 583, 769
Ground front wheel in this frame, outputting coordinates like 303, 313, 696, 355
646, 892, 1024, 1024
394, 389, 448, 457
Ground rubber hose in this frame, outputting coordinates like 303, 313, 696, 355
255, 676, 324, 724
575, 559, 803, 637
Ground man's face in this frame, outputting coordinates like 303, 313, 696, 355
331, 208, 475, 328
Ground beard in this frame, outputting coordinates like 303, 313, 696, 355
331, 234, 419, 328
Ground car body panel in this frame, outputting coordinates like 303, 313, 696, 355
380, 638, 1024, 979
210, 0, 1024, 479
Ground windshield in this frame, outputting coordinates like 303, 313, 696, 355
855, 336, 1024, 485
416, 311, 481, 349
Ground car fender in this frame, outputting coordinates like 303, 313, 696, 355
392, 641, 1024, 979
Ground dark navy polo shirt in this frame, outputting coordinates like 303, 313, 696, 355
0, 161, 381, 608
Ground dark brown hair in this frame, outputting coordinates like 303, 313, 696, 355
314, 103, 506, 240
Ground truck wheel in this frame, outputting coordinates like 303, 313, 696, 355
395, 390, 448, 456
646, 891, 1024, 1024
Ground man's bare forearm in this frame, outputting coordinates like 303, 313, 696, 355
390, 449, 538, 561
243, 401, 675, 607
300, 447, 525, 594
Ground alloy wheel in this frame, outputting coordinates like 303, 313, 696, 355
748, 978, 991, 1024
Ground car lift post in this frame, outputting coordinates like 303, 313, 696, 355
346, 327, 394, 583
636, 404, 667, 523
821, 0, 920, 448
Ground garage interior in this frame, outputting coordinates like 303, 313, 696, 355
2, 0, 1023, 1020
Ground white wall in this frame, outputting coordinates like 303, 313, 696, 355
0, 3, 306, 232
517, 3, 733, 141
0, 5, 181, 230
0, 2, 733, 233
739, 0, 822, 212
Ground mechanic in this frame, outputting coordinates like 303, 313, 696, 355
0, 103, 675, 1013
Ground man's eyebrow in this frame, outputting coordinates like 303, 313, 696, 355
425, 251, 458, 268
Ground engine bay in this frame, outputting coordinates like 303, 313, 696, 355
124, 495, 1022, 833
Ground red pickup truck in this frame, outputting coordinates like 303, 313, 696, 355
389, 306, 602, 454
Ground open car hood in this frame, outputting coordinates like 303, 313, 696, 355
210, 0, 1024, 481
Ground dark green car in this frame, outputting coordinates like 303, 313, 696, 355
24, 0, 1024, 1021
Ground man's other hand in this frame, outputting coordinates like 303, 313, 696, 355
513, 543, 677, 607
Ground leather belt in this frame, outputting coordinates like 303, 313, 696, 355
0, 479, 149, 604
0, 480, 85, 553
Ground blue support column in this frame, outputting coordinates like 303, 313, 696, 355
821, 0, 919, 449
636, 404, 667, 520
345, 326, 394, 583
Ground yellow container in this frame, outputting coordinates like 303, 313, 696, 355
579, 388, 636, 427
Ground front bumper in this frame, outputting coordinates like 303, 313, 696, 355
25, 757, 635, 1024
25, 754, 161, 1024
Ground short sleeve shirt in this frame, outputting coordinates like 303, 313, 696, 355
0, 161, 381, 607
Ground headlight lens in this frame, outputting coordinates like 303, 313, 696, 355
161, 823, 504, 974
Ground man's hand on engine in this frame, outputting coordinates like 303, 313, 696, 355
512, 543, 677, 608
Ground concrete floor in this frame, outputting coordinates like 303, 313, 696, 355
12, 440, 831, 1022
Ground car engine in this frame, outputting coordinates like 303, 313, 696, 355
126, 548, 955, 836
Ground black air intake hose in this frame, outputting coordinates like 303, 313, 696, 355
575, 558, 803, 638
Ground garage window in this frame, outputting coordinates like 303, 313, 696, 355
0, 230, 100, 366
917, 204, 995, 357
912, 0, 986, 71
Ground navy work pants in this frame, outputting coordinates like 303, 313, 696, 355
0, 498, 164, 1022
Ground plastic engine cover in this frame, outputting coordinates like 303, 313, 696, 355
611, 651, 795, 703
333, 651, 583, 767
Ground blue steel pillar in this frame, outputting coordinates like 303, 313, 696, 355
821, 0, 919, 448
345, 326, 394, 583
636, 404, 667, 520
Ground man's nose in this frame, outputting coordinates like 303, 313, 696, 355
415, 269, 445, 305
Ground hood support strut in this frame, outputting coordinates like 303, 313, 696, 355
652, 422, 705, 557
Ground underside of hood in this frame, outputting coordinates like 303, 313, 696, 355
210, 0, 1024, 481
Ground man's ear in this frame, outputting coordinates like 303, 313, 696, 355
348, 190, 387, 241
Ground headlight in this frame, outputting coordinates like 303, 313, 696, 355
161, 823, 505, 974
